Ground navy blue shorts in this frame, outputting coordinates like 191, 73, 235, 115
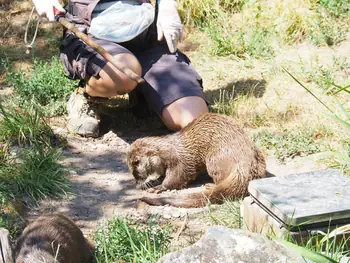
59, 19, 206, 116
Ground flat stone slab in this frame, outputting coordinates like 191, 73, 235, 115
157, 226, 307, 263
248, 169, 350, 226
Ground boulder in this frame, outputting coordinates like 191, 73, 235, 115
158, 226, 308, 263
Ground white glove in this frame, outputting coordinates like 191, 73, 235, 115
157, 0, 183, 53
31, 0, 65, 22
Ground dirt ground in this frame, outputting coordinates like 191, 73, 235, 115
1, 0, 347, 247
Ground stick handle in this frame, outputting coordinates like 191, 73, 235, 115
54, 8, 145, 84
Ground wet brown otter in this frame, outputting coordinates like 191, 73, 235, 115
15, 214, 94, 263
127, 112, 266, 208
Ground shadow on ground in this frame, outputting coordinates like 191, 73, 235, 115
204, 78, 267, 106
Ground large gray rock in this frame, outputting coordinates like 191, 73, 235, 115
158, 226, 307, 263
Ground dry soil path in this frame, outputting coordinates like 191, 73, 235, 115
24, 113, 327, 239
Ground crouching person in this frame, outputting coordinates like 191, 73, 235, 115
31, 0, 208, 137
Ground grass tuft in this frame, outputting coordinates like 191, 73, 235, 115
0, 100, 54, 147
207, 198, 242, 229
276, 224, 350, 263
94, 217, 171, 263
0, 145, 71, 205
253, 127, 330, 162
2, 56, 78, 116
178, 0, 349, 57
0, 98, 71, 206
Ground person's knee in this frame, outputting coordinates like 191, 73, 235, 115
86, 53, 142, 97
161, 96, 209, 131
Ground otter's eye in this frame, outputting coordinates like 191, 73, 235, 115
132, 160, 140, 166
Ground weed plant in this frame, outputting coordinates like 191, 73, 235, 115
2, 56, 78, 116
275, 224, 350, 263
0, 99, 70, 205
284, 68, 350, 174
178, 0, 349, 57
94, 218, 171, 263
0, 100, 54, 147
253, 127, 330, 162
0, 211, 23, 238
207, 198, 242, 229
0, 145, 71, 206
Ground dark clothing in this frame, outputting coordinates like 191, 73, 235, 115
59, 0, 206, 116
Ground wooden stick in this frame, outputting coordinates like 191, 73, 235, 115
57, 17, 145, 84
174, 213, 188, 241
0, 228, 14, 263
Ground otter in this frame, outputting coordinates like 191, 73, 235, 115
14, 214, 94, 263
127, 112, 266, 208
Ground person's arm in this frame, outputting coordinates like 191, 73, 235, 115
31, 0, 65, 21
156, 0, 183, 53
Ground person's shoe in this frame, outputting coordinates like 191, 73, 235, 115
66, 88, 100, 138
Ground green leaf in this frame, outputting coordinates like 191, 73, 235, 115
273, 237, 340, 263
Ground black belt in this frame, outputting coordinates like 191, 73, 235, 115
67, 4, 79, 16
67, 1, 121, 17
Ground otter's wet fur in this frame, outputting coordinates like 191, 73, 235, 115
15, 214, 94, 263
127, 112, 266, 208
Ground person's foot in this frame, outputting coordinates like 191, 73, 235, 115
66, 88, 100, 138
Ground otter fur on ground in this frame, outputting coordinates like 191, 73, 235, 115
15, 214, 94, 263
127, 112, 266, 208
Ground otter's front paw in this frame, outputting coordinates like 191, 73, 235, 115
146, 185, 167, 194
205, 183, 216, 191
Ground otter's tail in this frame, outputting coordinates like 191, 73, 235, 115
141, 171, 251, 208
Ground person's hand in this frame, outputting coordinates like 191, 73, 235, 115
156, 0, 183, 53
31, 0, 65, 22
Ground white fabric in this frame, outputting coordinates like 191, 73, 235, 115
31, 0, 65, 22
92, 0, 142, 18
89, 1, 155, 43
157, 0, 183, 53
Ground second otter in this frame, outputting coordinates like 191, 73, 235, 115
15, 214, 94, 263
127, 112, 266, 208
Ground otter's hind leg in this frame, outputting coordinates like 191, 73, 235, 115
206, 154, 236, 185
158, 163, 197, 191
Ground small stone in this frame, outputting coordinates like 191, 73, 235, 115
135, 200, 148, 211
171, 210, 180, 218
70, 170, 78, 176
164, 206, 171, 212
163, 214, 171, 219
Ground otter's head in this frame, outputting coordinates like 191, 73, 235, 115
127, 139, 166, 190
16, 248, 58, 263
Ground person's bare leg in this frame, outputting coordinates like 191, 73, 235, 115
67, 53, 141, 137
161, 96, 208, 131
85, 53, 142, 97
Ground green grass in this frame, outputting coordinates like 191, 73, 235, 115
2, 56, 78, 116
316, 0, 350, 17
275, 224, 350, 263
94, 217, 171, 263
253, 127, 330, 162
0, 210, 23, 238
0, 215, 20, 238
301, 56, 350, 95
206, 24, 275, 58
207, 198, 242, 229
0, 100, 54, 147
0, 145, 71, 206
284, 69, 350, 173
179, 0, 349, 58
0, 98, 71, 206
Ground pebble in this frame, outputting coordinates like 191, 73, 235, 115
171, 210, 180, 218
163, 212, 172, 219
